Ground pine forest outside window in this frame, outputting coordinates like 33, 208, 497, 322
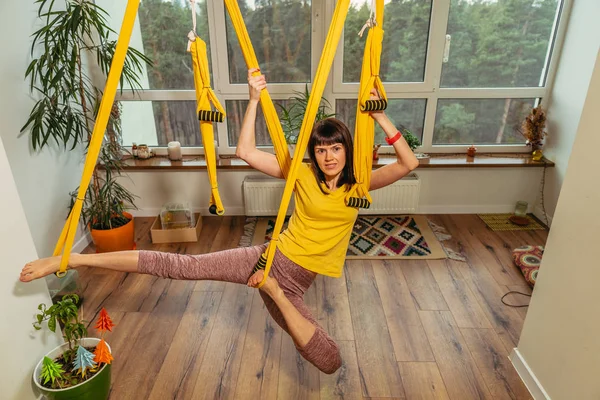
100, 0, 568, 155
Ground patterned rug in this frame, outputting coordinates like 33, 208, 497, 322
478, 214, 547, 231
240, 215, 449, 260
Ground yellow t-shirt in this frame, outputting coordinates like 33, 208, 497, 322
278, 163, 359, 278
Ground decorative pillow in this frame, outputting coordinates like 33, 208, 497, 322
512, 245, 544, 287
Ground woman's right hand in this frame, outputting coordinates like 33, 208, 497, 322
248, 68, 267, 103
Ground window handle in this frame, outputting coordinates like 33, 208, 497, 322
443, 34, 451, 63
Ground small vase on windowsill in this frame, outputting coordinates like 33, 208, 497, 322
530, 143, 544, 162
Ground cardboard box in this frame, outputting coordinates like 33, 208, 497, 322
151, 213, 202, 244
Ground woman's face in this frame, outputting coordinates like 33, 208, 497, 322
314, 142, 346, 180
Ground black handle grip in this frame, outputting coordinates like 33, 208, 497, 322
252, 254, 268, 274
198, 110, 224, 123
361, 99, 388, 112
347, 197, 371, 209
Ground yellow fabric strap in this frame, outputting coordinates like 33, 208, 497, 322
346, 0, 386, 206
53, 0, 141, 276
249, 0, 351, 287
189, 36, 225, 215
224, 0, 291, 178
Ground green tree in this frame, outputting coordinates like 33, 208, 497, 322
138, 0, 211, 145
435, 103, 476, 144
437, 0, 558, 144
226, 0, 312, 84
132, 0, 559, 147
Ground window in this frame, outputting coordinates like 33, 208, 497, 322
343, 0, 432, 83
336, 99, 427, 145
121, 101, 206, 147
433, 98, 537, 145
102, 0, 568, 154
225, 1, 312, 84
138, 0, 212, 90
441, 0, 559, 88
226, 100, 274, 147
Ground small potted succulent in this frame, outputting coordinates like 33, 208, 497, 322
32, 294, 115, 400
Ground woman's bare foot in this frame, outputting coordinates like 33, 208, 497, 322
19, 255, 78, 282
247, 270, 284, 300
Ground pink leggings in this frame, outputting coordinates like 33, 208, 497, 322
138, 244, 342, 374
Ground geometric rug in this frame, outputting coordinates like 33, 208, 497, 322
478, 213, 547, 231
242, 215, 448, 260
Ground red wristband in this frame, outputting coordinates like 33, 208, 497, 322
385, 131, 402, 145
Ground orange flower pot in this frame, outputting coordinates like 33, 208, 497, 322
90, 212, 136, 253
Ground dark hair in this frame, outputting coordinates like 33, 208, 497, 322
308, 118, 356, 192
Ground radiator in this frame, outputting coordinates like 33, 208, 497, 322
243, 173, 420, 216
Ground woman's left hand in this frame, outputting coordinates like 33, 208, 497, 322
247, 269, 265, 288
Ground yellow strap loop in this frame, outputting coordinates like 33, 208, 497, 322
189, 37, 225, 215
224, 0, 292, 179
53, 0, 141, 276
346, 0, 385, 209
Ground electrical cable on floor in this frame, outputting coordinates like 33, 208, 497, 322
539, 160, 550, 227
501, 291, 532, 307
500, 158, 549, 306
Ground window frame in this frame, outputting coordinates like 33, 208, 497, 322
113, 0, 573, 156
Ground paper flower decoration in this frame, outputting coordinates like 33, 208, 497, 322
73, 345, 97, 376
94, 308, 115, 333
94, 339, 113, 364
41, 356, 65, 385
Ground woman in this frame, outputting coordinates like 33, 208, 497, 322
20, 69, 419, 374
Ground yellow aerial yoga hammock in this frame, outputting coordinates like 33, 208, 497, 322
224, 0, 388, 287
223, 0, 292, 178
54, 0, 142, 277
187, 0, 225, 215
346, 1, 387, 210
54, 0, 226, 276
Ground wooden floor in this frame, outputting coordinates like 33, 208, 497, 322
76, 214, 546, 400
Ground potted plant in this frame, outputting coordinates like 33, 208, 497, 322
277, 84, 335, 155
397, 126, 430, 159
32, 294, 116, 400
71, 102, 139, 252
402, 128, 421, 152
21, 0, 151, 252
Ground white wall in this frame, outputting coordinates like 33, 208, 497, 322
0, 1, 87, 258
0, 135, 63, 399
535, 0, 600, 225
514, 51, 600, 400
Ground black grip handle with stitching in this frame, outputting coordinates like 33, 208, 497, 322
361, 99, 387, 112
347, 197, 371, 209
198, 110, 224, 123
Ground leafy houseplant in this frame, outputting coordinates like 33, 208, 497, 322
33, 294, 115, 399
277, 84, 336, 145
396, 126, 430, 160
401, 127, 421, 152
21, 0, 151, 251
